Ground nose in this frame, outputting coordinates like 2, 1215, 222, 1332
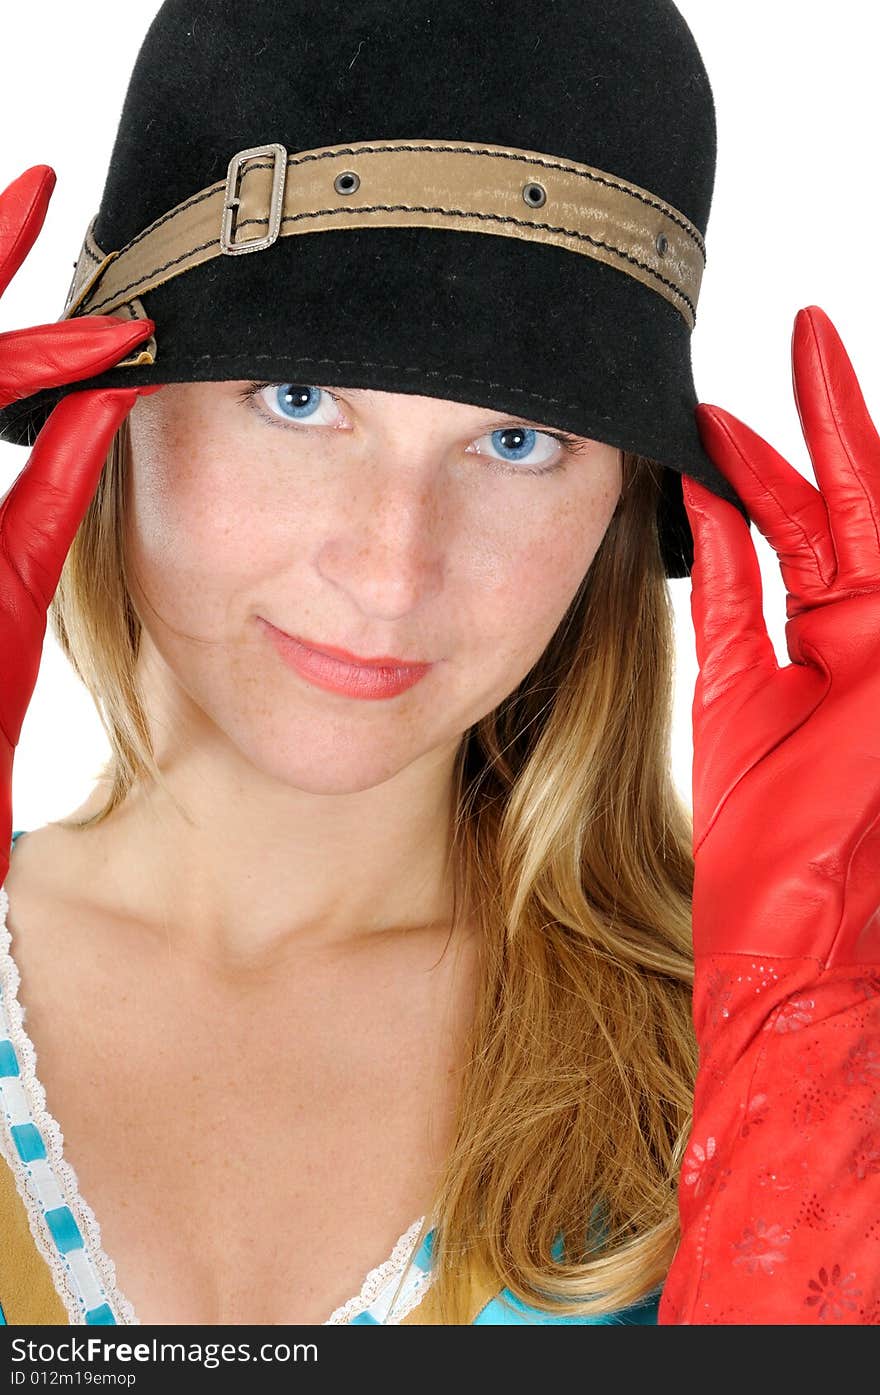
315, 464, 447, 619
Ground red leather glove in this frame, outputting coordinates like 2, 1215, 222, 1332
659, 305, 880, 1324
0, 164, 161, 890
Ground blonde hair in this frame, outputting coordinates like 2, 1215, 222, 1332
50, 415, 696, 1322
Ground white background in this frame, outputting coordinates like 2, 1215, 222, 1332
1, 1, 878, 829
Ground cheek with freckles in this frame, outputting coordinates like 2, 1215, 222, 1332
123, 434, 261, 643
452, 470, 621, 716
124, 402, 308, 767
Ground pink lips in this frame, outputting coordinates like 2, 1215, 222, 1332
257, 618, 434, 700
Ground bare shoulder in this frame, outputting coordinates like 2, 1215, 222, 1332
6, 818, 111, 917
2, 812, 150, 1014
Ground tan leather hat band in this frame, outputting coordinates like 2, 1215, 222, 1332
62, 137, 706, 370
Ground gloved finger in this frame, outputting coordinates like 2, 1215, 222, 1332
0, 316, 156, 409
0, 165, 55, 297
682, 474, 777, 706
1, 387, 139, 609
791, 306, 880, 584
696, 404, 836, 610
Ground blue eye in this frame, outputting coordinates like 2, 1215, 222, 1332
492, 427, 538, 460
254, 383, 343, 426
237, 381, 585, 476
237, 381, 344, 428
493, 426, 541, 460
477, 426, 558, 469
275, 385, 321, 418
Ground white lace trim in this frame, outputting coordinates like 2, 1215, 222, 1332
383, 1258, 437, 1325
0, 856, 435, 1327
324, 1214, 433, 1323
0, 880, 139, 1325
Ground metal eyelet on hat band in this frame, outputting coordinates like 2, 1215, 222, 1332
334, 171, 361, 194
522, 181, 547, 208
220, 143, 289, 255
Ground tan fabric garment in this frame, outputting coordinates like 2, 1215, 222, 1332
0, 1153, 69, 1324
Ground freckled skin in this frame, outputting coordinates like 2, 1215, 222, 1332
123, 380, 623, 800
39, 377, 624, 956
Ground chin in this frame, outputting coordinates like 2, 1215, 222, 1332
227, 723, 424, 797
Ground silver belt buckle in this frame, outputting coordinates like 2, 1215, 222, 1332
220, 143, 288, 255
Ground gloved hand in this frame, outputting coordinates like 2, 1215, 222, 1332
660, 305, 880, 1324
0, 164, 161, 889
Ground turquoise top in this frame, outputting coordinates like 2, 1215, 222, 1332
1, 829, 658, 1326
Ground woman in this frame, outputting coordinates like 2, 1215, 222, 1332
1, 0, 878, 1326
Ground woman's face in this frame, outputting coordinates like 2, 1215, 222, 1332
124, 381, 623, 793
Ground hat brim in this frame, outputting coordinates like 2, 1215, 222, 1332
0, 224, 749, 576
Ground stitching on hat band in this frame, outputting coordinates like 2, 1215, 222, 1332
82, 209, 697, 326
62, 138, 706, 351
93, 142, 709, 260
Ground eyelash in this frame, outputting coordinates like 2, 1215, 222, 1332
235, 381, 588, 476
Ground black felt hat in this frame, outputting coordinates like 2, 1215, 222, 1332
0, 0, 751, 576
